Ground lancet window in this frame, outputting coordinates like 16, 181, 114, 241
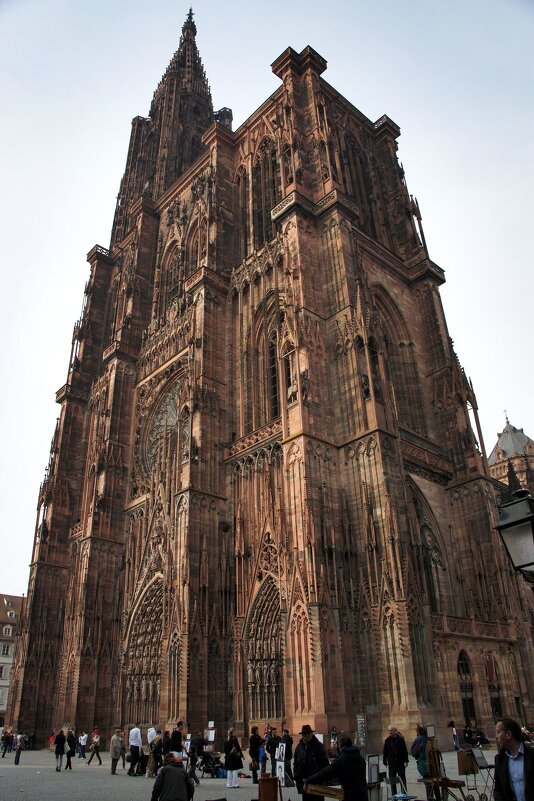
253, 139, 281, 249
458, 650, 476, 723
168, 633, 180, 722
288, 602, 312, 713
237, 166, 249, 261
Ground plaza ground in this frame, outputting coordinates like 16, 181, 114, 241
0, 747, 497, 801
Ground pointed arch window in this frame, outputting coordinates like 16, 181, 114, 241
268, 333, 280, 420
167, 246, 184, 308
457, 651, 472, 690
168, 633, 180, 722
253, 139, 281, 249
368, 337, 382, 401
186, 220, 206, 276
237, 166, 249, 261
458, 650, 476, 724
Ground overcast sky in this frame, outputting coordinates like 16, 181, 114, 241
1, 0, 532, 596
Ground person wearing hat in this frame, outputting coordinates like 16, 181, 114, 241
110, 728, 122, 775
305, 736, 368, 801
294, 725, 329, 801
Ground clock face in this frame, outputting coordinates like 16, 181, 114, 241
144, 379, 185, 471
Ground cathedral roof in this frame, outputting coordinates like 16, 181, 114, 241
488, 420, 534, 465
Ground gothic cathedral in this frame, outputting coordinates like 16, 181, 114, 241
8, 13, 534, 749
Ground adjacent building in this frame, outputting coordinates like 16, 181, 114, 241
7, 12, 534, 749
0, 595, 23, 727
488, 418, 534, 494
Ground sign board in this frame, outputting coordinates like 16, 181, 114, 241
276, 761, 285, 786
275, 743, 286, 761
356, 714, 367, 756
368, 753, 380, 784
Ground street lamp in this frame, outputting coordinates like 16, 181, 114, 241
496, 489, 534, 582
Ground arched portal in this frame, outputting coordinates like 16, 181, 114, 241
244, 576, 284, 723
124, 579, 163, 725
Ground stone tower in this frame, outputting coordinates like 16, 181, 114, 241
8, 14, 534, 749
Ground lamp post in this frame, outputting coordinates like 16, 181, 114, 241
495, 489, 534, 583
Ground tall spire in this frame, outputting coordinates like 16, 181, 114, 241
153, 7, 212, 107
111, 9, 214, 242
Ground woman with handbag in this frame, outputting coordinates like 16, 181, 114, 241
54, 728, 66, 772
223, 727, 244, 789
249, 726, 263, 785
65, 729, 76, 770
87, 727, 102, 766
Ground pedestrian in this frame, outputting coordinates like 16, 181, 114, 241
223, 726, 244, 789
54, 728, 66, 772
293, 725, 329, 801
494, 716, 534, 801
148, 725, 157, 748
110, 728, 122, 775
128, 722, 142, 776
162, 731, 172, 756
383, 725, 409, 793
170, 722, 184, 753
249, 725, 263, 784
305, 736, 368, 801
447, 722, 461, 751
14, 732, 24, 765
190, 730, 207, 758
282, 729, 294, 785
151, 752, 194, 801
259, 739, 268, 776
87, 726, 102, 765
153, 730, 164, 775
65, 729, 76, 770
266, 726, 281, 777
79, 730, 88, 759
411, 724, 440, 801
1, 729, 12, 757
188, 742, 200, 785
463, 724, 476, 746
120, 730, 126, 768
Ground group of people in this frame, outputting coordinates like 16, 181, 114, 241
248, 723, 295, 785
247, 722, 366, 801
5, 714, 534, 801
0, 728, 26, 764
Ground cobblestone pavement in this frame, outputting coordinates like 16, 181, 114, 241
0, 749, 496, 801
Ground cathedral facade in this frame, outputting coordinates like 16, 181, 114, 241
8, 13, 534, 749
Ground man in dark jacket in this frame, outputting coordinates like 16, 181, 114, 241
306, 736, 368, 801
494, 717, 534, 801
170, 722, 184, 753
249, 726, 263, 784
293, 725, 329, 801
282, 729, 295, 785
267, 727, 282, 778
151, 753, 194, 801
383, 725, 409, 794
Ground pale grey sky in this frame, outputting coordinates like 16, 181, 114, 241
1, 0, 533, 595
